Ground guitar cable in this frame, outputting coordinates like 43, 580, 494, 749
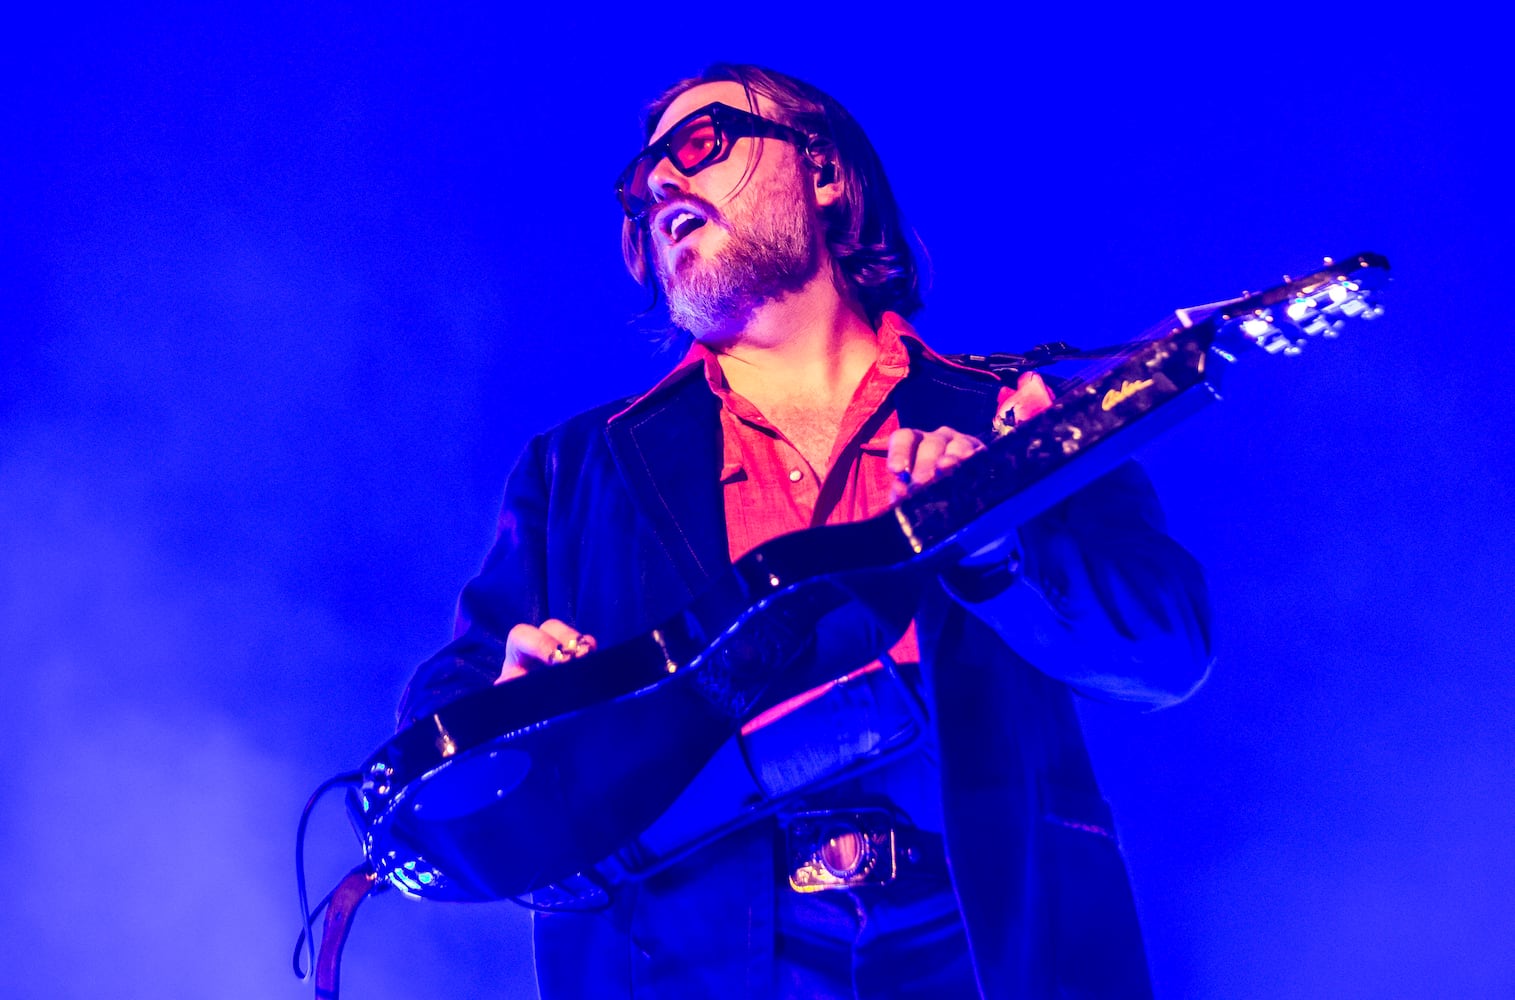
946, 339, 1149, 379
291, 885, 335, 977
293, 769, 366, 981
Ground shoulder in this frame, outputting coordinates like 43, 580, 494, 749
538, 395, 639, 448
506, 397, 631, 493
517, 362, 712, 473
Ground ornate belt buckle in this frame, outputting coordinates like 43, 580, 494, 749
784, 808, 898, 893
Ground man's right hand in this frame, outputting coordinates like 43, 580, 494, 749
497, 619, 596, 683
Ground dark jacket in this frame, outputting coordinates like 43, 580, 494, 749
399, 342, 1212, 998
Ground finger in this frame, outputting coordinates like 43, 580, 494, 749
1017, 371, 1055, 406
539, 620, 579, 664
910, 430, 950, 483
940, 432, 985, 464
920, 427, 984, 476
538, 618, 580, 648
538, 619, 598, 660
498, 623, 561, 683
887, 428, 922, 500
886, 428, 921, 477
886, 431, 916, 500
508, 623, 563, 663
1005, 372, 1055, 426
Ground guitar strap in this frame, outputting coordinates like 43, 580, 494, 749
314, 865, 377, 999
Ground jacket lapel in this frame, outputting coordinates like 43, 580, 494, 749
603, 369, 730, 596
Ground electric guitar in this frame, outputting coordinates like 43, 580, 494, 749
348, 253, 1391, 904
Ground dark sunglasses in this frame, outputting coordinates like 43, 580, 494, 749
615, 102, 812, 221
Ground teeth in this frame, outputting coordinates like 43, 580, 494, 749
670, 211, 695, 235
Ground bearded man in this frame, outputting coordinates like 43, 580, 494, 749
399, 63, 1213, 999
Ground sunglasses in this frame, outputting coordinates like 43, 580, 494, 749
615, 102, 812, 221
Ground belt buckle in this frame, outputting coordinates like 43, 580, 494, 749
784, 808, 898, 893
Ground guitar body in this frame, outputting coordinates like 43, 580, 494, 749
352, 254, 1390, 903
358, 540, 928, 901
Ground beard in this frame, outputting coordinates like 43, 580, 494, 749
655, 176, 822, 338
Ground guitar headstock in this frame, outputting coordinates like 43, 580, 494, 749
1194, 252, 1391, 362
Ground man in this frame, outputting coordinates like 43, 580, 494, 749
399, 64, 1212, 998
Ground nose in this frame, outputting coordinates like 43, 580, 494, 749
643, 154, 689, 209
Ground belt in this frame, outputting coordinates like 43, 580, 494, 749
782, 808, 945, 893
530, 809, 945, 911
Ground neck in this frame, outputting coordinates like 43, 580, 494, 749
699, 269, 879, 407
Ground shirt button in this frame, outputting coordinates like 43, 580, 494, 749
788, 469, 803, 482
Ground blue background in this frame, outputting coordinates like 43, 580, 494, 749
3, 6, 1509, 998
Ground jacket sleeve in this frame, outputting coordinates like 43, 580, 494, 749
396, 433, 553, 729
945, 460, 1214, 707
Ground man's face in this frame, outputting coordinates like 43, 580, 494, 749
641, 81, 823, 338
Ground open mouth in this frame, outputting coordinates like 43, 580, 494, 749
658, 206, 709, 245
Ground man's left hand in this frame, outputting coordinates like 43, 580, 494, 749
887, 426, 985, 501
887, 374, 1057, 501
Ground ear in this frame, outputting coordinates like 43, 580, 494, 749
807, 140, 844, 208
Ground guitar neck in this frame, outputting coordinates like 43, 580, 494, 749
896, 325, 1217, 560
893, 251, 1390, 560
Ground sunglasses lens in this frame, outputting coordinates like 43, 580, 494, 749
668, 115, 720, 171
619, 156, 657, 218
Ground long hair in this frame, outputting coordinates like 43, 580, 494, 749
621, 63, 922, 323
